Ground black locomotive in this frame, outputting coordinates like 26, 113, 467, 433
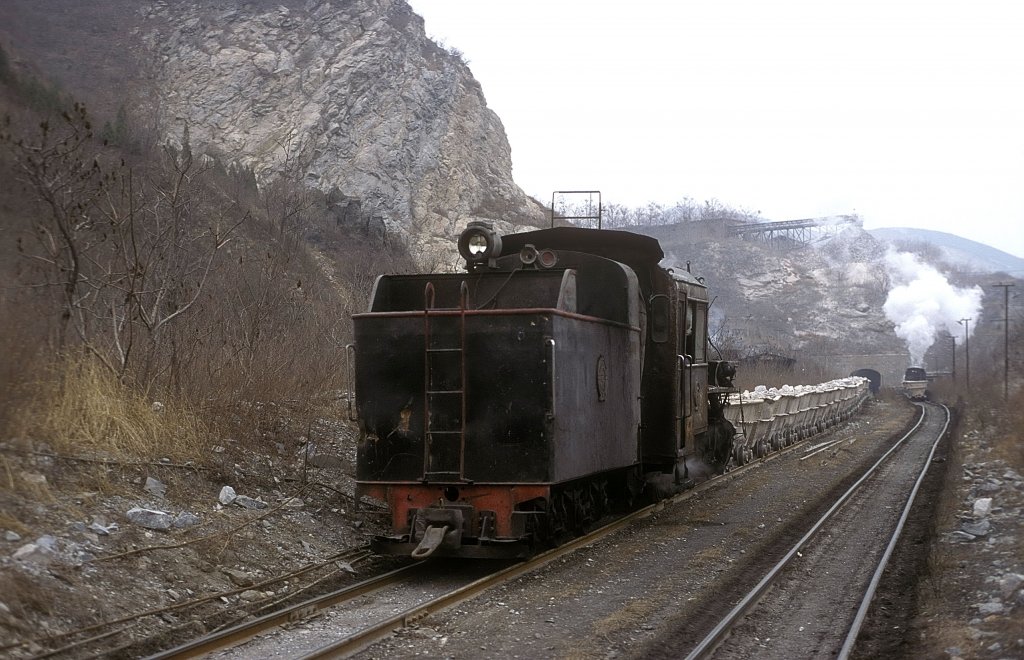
901, 366, 930, 401
352, 222, 738, 558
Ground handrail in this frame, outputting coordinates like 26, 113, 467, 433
545, 338, 556, 419
345, 344, 357, 421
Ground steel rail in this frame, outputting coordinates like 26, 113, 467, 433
300, 499, 674, 658
683, 402, 934, 660
837, 402, 950, 659
146, 559, 424, 659
10, 546, 372, 659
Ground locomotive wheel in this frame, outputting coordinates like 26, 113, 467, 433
732, 444, 746, 466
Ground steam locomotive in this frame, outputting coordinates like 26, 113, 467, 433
351, 222, 740, 558
901, 366, 930, 401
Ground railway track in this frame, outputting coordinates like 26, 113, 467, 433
5, 544, 376, 659
145, 427, 818, 659
684, 401, 950, 659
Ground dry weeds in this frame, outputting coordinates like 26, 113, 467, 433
8, 355, 208, 464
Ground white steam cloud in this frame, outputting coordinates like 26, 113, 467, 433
882, 250, 983, 366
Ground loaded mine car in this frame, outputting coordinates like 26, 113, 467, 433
351, 222, 738, 558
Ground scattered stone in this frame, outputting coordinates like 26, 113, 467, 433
222, 568, 254, 587
35, 535, 57, 552
976, 601, 1004, 615
283, 497, 304, 509
151, 401, 165, 413
12, 536, 57, 562
173, 512, 200, 529
972, 497, 993, 518
126, 507, 174, 531
240, 590, 262, 602
144, 477, 167, 498
218, 486, 237, 505
336, 561, 356, 575
13, 543, 43, 561
233, 495, 267, 510
89, 518, 119, 535
960, 520, 991, 537
5, 530, 22, 542
998, 573, 1023, 599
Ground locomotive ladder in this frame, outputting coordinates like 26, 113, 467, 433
421, 281, 468, 482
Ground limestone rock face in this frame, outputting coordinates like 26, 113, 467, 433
138, 0, 545, 254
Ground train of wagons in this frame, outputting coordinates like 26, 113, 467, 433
351, 222, 870, 558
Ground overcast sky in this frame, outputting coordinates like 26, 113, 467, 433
407, 0, 1024, 258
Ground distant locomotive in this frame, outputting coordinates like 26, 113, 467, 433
901, 366, 930, 401
352, 222, 740, 558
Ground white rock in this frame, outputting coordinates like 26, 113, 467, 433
998, 573, 1023, 599
126, 507, 173, 530
218, 485, 237, 505
144, 476, 167, 498
973, 497, 994, 518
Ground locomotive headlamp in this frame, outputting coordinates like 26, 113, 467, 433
468, 233, 489, 255
458, 221, 502, 267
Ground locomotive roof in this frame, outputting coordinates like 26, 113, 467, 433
499, 227, 664, 269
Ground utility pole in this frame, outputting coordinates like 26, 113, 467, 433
951, 336, 956, 381
991, 283, 1014, 401
959, 318, 971, 387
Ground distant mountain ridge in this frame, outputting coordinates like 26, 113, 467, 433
868, 227, 1024, 276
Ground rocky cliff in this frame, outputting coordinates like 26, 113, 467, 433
1, 0, 545, 260
139, 0, 545, 251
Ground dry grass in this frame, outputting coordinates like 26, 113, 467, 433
9, 355, 210, 463
989, 387, 1024, 471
